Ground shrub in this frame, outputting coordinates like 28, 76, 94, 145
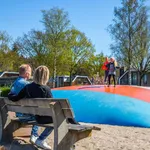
0, 87, 11, 97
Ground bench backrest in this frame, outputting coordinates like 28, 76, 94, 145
2, 98, 75, 119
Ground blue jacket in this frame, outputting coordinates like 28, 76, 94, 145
10, 77, 29, 117
10, 77, 29, 94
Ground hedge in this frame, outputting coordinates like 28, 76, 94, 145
0, 87, 11, 97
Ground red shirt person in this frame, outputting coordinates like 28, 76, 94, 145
102, 57, 109, 83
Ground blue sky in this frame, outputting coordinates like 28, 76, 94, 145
0, 0, 150, 55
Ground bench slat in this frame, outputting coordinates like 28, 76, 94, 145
3, 98, 75, 118
68, 124, 93, 131
4, 98, 67, 107
11, 118, 98, 132
7, 105, 53, 116
12, 117, 95, 132
59, 101, 75, 118
7, 105, 73, 118
68, 124, 101, 131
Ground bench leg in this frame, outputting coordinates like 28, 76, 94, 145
2, 120, 21, 143
0, 100, 21, 143
56, 130, 92, 150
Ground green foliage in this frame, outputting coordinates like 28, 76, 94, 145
0, 31, 11, 52
0, 32, 26, 72
89, 53, 105, 77
16, 30, 50, 69
108, 0, 150, 85
41, 7, 70, 34
109, 0, 147, 65
67, 29, 95, 70
0, 87, 10, 97
42, 8, 71, 87
73, 53, 105, 77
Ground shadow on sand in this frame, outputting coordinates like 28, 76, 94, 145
1, 138, 39, 150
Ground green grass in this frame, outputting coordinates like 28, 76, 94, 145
0, 87, 11, 97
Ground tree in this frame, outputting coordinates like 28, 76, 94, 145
0, 31, 28, 71
16, 8, 95, 87
42, 7, 71, 87
65, 29, 95, 85
16, 30, 50, 70
88, 53, 105, 77
108, 0, 148, 85
10, 43, 27, 71
0, 31, 11, 53
0, 31, 14, 71
74, 53, 105, 78
132, 21, 150, 85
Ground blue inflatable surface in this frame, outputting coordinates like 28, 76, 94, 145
52, 89, 150, 127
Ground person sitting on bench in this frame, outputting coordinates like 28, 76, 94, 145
8, 65, 53, 150
9, 64, 41, 144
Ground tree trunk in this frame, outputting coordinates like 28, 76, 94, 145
139, 77, 142, 86
139, 73, 144, 86
53, 55, 57, 88
69, 72, 72, 86
128, 8, 132, 86
137, 71, 143, 86
128, 65, 132, 85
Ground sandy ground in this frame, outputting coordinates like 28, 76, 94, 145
2, 123, 150, 150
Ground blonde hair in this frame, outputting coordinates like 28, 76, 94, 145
33, 65, 49, 85
110, 57, 117, 67
114, 60, 117, 67
19, 64, 31, 75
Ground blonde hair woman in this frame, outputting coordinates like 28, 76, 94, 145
112, 57, 117, 67
107, 57, 117, 87
8, 65, 52, 150
33, 65, 49, 85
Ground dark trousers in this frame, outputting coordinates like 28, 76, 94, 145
108, 74, 116, 85
104, 70, 109, 82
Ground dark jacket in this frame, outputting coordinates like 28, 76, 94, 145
8, 82, 53, 123
107, 62, 116, 70
107, 62, 116, 75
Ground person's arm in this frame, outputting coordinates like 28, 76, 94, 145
106, 63, 110, 70
45, 86, 53, 98
8, 86, 26, 102
47, 89, 53, 98
114, 63, 117, 70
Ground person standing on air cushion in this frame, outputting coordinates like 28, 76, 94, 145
107, 57, 117, 87
102, 57, 109, 84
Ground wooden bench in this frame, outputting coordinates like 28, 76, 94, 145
0, 98, 100, 150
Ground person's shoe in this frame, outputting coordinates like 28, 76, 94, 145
35, 139, 51, 150
70, 145, 76, 150
30, 135, 38, 144
107, 84, 109, 87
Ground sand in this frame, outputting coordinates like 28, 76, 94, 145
2, 123, 150, 150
